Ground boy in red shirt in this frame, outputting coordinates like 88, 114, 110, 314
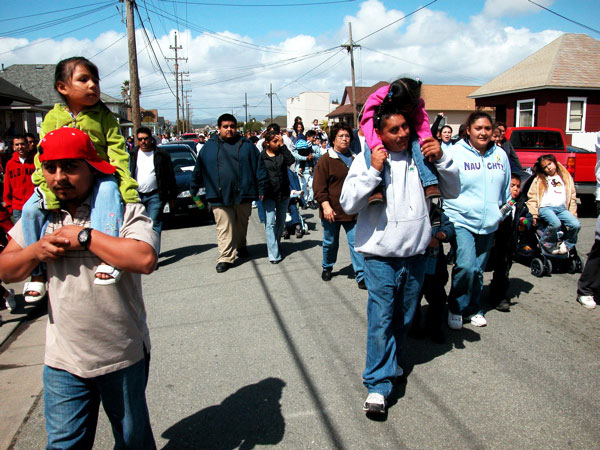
4, 136, 36, 222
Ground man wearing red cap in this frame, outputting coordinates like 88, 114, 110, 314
0, 127, 158, 449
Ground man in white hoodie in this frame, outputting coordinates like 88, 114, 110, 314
340, 104, 460, 415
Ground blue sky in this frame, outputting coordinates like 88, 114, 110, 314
1, 0, 598, 121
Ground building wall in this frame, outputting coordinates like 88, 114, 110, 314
475, 89, 600, 145
286, 92, 331, 129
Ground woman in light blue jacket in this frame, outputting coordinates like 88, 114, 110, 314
444, 112, 511, 329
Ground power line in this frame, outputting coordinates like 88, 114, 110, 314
527, 0, 600, 35
0, 4, 114, 37
139, 2, 289, 54
155, 0, 357, 6
355, 0, 437, 44
0, 1, 113, 23
89, 34, 127, 59
135, 3, 177, 98
0, 13, 119, 56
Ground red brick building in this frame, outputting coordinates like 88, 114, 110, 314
469, 33, 600, 146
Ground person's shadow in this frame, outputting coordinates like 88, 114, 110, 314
161, 377, 286, 449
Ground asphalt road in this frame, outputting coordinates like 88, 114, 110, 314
4, 206, 600, 449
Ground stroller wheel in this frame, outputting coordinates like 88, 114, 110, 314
543, 258, 552, 276
569, 256, 583, 274
531, 258, 544, 278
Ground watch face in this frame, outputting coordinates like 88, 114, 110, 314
79, 229, 90, 246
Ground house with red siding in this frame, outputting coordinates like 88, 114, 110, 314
469, 33, 600, 147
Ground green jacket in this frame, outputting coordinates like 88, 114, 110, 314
34, 103, 139, 209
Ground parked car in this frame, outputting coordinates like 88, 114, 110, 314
177, 139, 200, 156
180, 133, 200, 142
158, 143, 207, 218
506, 127, 597, 203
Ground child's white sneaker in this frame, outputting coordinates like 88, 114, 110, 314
558, 242, 568, 254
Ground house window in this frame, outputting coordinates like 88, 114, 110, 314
516, 99, 535, 127
566, 97, 586, 132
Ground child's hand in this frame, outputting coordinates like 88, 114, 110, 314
421, 137, 442, 162
371, 145, 388, 171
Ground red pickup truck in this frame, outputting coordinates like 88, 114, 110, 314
506, 127, 597, 201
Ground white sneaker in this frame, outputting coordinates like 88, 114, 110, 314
4, 289, 15, 312
448, 312, 463, 330
577, 295, 597, 310
559, 242, 568, 254
467, 313, 487, 327
363, 392, 386, 414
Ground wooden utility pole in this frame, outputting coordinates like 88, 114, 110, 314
125, 0, 141, 140
168, 32, 187, 136
341, 22, 360, 128
244, 92, 248, 125
179, 71, 189, 132
266, 84, 274, 124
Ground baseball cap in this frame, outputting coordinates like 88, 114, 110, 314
39, 128, 116, 175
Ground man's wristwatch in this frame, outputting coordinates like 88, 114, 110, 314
78, 227, 93, 250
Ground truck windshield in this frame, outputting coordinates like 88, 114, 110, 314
509, 130, 563, 150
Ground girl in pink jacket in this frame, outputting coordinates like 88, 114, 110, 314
360, 79, 440, 203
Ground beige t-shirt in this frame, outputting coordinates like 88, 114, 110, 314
9, 201, 158, 378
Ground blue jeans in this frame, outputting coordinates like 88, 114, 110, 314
538, 206, 581, 249
298, 171, 314, 202
321, 219, 364, 282
411, 146, 438, 187
12, 209, 21, 222
43, 356, 155, 450
139, 191, 164, 237
263, 197, 289, 262
363, 255, 425, 398
256, 200, 266, 224
448, 227, 494, 317
22, 176, 123, 247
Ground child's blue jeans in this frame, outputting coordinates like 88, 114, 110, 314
22, 175, 123, 250
538, 206, 581, 250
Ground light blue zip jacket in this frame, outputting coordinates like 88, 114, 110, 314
443, 138, 511, 235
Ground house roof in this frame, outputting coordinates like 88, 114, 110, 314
328, 81, 388, 118
328, 82, 482, 118
470, 33, 600, 98
421, 85, 481, 111
0, 77, 42, 105
0, 64, 125, 107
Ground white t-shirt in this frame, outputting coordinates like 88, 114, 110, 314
136, 150, 158, 193
540, 174, 566, 207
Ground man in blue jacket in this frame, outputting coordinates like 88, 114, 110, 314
190, 114, 268, 272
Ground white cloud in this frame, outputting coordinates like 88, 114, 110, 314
482, 0, 555, 18
0, 0, 567, 122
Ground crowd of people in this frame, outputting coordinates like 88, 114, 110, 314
0, 54, 597, 447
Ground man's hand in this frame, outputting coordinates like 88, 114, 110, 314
370, 145, 388, 172
421, 137, 442, 162
34, 234, 71, 262
52, 225, 86, 250
321, 202, 336, 223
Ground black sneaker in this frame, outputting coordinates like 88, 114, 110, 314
321, 269, 332, 281
357, 280, 367, 290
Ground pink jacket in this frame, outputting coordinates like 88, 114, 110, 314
360, 84, 432, 151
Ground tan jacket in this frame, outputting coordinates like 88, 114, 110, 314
526, 162, 577, 218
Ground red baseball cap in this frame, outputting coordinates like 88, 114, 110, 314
39, 127, 116, 175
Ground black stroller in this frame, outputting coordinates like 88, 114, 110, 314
512, 175, 584, 277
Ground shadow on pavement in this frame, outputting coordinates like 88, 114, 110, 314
158, 244, 217, 268
161, 377, 285, 449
